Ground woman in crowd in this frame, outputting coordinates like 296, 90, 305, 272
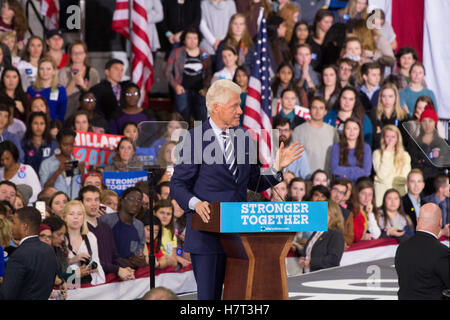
143, 214, 171, 269
310, 169, 329, 188
288, 177, 307, 201
370, 82, 408, 150
334, 0, 368, 26
156, 140, 177, 184
307, 9, 334, 72
72, 110, 92, 133
29, 96, 51, 123
211, 46, 239, 84
293, 43, 320, 96
406, 106, 448, 196
330, 118, 372, 183
109, 83, 154, 135
100, 189, 119, 213
377, 188, 414, 240
272, 88, 307, 129
122, 122, 139, 145
17, 36, 44, 91
313, 65, 341, 110
105, 137, 144, 172
215, 13, 253, 71
0, 66, 29, 121
199, 0, 236, 56
349, 179, 382, 242
0, 31, 20, 67
340, 37, 364, 73
232, 65, 250, 125
0, 0, 28, 50
0, 218, 12, 283
324, 86, 373, 145
298, 200, 345, 273
392, 46, 423, 90
42, 216, 69, 299
27, 57, 68, 121
72, 90, 108, 134
0, 140, 41, 204
64, 200, 105, 285
373, 125, 411, 207
21, 111, 58, 174
289, 21, 310, 55
49, 191, 69, 218
404, 97, 445, 138
400, 62, 437, 116
237, 0, 272, 40
58, 40, 101, 121
271, 62, 300, 101
266, 14, 291, 76
165, 26, 212, 124
278, 2, 300, 43
153, 199, 178, 268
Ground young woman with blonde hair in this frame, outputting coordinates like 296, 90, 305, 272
63, 200, 105, 285
27, 57, 68, 121
373, 125, 411, 207
370, 82, 408, 149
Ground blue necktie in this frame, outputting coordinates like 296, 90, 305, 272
220, 131, 238, 182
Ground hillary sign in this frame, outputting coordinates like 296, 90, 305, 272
220, 202, 328, 233
73, 131, 123, 167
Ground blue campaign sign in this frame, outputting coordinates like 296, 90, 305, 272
103, 171, 148, 196
220, 202, 328, 233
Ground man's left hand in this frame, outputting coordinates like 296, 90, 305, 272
273, 142, 304, 172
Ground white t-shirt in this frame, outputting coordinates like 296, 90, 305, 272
0, 164, 42, 204
17, 60, 37, 91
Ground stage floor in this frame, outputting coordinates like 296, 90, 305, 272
178, 258, 399, 300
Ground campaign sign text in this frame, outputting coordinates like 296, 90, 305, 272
74, 131, 123, 167
220, 202, 328, 233
103, 171, 148, 196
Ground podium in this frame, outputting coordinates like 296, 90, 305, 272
192, 201, 328, 300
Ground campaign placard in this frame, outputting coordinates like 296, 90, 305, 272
220, 202, 328, 233
103, 171, 148, 196
73, 131, 123, 167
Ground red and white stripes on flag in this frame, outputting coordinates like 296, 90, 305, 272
40, 0, 59, 30
112, 0, 154, 107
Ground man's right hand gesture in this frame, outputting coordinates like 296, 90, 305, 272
194, 201, 210, 223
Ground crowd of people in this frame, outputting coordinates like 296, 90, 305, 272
0, 0, 448, 300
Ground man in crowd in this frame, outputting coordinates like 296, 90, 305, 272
79, 185, 135, 280
402, 169, 427, 230
274, 116, 311, 180
0, 207, 57, 300
424, 174, 449, 237
395, 203, 449, 300
292, 96, 339, 174
358, 62, 382, 112
330, 179, 354, 246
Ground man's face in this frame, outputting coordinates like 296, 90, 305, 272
159, 186, 170, 200
364, 68, 381, 87
82, 191, 100, 218
46, 35, 64, 50
59, 135, 75, 158
0, 110, 9, 129
0, 184, 16, 205
339, 63, 352, 81
122, 191, 143, 217
84, 176, 102, 190
213, 91, 242, 129
331, 184, 347, 204
276, 123, 292, 145
105, 63, 124, 83
310, 100, 327, 121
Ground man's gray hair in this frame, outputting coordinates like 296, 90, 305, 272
205, 79, 241, 114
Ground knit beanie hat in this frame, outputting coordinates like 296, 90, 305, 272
420, 104, 438, 125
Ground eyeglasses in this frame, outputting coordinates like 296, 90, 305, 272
125, 196, 142, 204
331, 188, 346, 196
125, 92, 140, 97
39, 234, 52, 240
339, 66, 352, 72
83, 98, 96, 103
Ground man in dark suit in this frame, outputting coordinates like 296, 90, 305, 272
395, 203, 449, 300
170, 80, 303, 300
1, 207, 58, 300
402, 169, 427, 230
90, 58, 127, 122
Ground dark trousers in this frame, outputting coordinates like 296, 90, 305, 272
173, 89, 207, 124
190, 253, 226, 300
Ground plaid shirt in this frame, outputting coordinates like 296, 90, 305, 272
164, 46, 212, 90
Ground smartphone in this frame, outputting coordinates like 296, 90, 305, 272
35, 201, 46, 220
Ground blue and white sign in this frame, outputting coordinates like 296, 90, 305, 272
103, 171, 148, 196
220, 202, 328, 233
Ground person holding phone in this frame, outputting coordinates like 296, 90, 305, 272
39, 128, 85, 199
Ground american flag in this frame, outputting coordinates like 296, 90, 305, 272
40, 0, 59, 30
242, 10, 273, 170
112, 0, 154, 107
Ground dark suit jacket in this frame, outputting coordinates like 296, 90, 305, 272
170, 120, 282, 254
300, 229, 345, 272
395, 231, 449, 300
1, 236, 57, 300
402, 194, 427, 230
90, 79, 128, 122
